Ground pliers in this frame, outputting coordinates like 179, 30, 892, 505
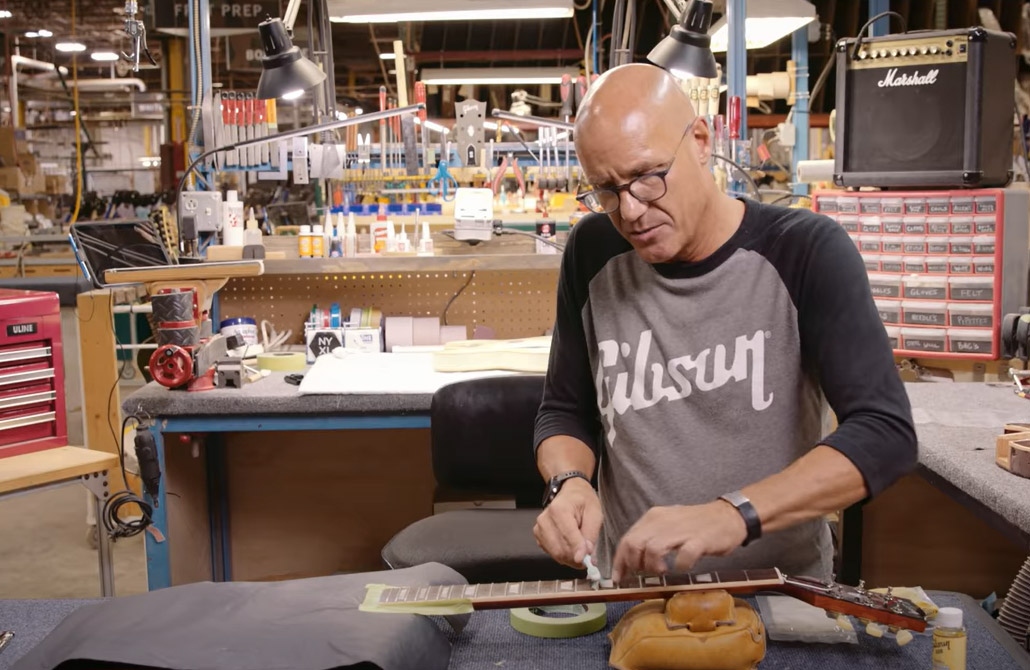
491, 153, 526, 195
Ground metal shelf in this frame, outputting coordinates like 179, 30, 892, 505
262, 253, 561, 274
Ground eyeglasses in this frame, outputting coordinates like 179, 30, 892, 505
575, 117, 697, 215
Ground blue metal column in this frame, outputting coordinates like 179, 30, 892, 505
791, 28, 810, 196
726, 0, 748, 195
869, 0, 890, 36
187, 0, 214, 183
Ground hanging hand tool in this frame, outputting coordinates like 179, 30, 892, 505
491, 153, 526, 196
379, 86, 388, 173
121, 0, 157, 71
428, 160, 459, 201
414, 81, 428, 171
560, 74, 573, 190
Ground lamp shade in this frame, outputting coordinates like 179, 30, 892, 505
647, 0, 718, 79
256, 17, 327, 100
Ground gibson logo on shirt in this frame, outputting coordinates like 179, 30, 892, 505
595, 329, 774, 444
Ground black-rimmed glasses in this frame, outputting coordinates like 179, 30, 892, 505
575, 117, 697, 215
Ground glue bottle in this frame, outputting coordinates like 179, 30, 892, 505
344, 213, 357, 257
329, 212, 344, 257
298, 224, 313, 258
312, 223, 325, 258
222, 190, 245, 246
418, 221, 434, 255
932, 607, 966, 670
322, 211, 333, 258
244, 208, 263, 246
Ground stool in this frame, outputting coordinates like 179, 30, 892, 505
0, 446, 120, 596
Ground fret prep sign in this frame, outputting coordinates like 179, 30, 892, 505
6, 322, 38, 337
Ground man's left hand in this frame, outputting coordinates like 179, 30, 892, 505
611, 501, 748, 583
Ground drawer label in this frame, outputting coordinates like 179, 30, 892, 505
951, 339, 991, 354
906, 312, 945, 326
905, 287, 946, 299
905, 338, 944, 352
6, 322, 38, 337
952, 314, 992, 328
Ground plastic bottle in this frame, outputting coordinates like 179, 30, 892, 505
322, 211, 333, 258
370, 214, 390, 253
932, 607, 966, 670
223, 190, 245, 246
418, 221, 434, 255
244, 208, 263, 246
329, 212, 344, 257
344, 213, 357, 257
299, 224, 313, 258
312, 224, 325, 258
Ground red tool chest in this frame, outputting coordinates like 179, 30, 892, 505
0, 290, 67, 457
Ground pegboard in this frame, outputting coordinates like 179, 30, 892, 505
218, 269, 560, 342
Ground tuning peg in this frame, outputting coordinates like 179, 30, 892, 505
865, 622, 884, 638
895, 629, 913, 646
835, 614, 854, 632
857, 580, 866, 591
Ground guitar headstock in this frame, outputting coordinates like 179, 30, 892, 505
781, 575, 927, 634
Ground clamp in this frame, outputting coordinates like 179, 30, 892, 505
121, 1, 157, 72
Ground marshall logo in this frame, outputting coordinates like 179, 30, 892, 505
595, 329, 774, 445
7, 322, 38, 337
877, 67, 940, 88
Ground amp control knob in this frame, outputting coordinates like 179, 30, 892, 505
930, 45, 940, 54
920, 46, 929, 55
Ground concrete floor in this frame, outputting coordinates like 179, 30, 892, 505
0, 484, 148, 598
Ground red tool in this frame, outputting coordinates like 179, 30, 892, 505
729, 96, 741, 140
149, 344, 194, 389
491, 153, 526, 195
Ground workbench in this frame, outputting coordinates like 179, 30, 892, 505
124, 377, 1030, 596
2, 592, 1028, 670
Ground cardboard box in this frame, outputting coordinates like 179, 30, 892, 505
0, 128, 27, 168
16, 152, 38, 176
45, 175, 69, 195
0, 167, 30, 193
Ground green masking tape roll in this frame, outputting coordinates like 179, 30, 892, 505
509, 603, 607, 639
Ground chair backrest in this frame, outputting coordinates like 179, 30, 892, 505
430, 375, 546, 508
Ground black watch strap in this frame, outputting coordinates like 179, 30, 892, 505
542, 471, 590, 507
719, 491, 762, 547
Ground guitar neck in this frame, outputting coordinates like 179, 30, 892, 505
377, 568, 785, 611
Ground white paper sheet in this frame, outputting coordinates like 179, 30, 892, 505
297, 351, 516, 395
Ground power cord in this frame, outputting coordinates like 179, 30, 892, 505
851, 11, 907, 60
442, 270, 476, 326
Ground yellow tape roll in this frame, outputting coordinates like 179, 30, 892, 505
256, 352, 307, 372
509, 604, 607, 638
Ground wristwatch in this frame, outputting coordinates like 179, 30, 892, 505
719, 491, 762, 547
542, 471, 590, 508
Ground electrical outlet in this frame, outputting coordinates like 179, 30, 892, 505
179, 191, 223, 232
777, 122, 796, 148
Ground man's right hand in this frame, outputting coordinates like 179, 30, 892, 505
533, 477, 603, 568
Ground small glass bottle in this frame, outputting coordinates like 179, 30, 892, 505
931, 607, 966, 670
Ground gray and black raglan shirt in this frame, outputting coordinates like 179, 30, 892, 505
534, 199, 917, 580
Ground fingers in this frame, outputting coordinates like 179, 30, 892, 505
534, 507, 584, 568
581, 497, 603, 559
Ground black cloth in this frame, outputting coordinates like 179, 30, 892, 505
10, 564, 468, 670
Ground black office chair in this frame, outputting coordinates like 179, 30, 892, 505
381, 375, 582, 583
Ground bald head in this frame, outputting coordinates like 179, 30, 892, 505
575, 64, 695, 156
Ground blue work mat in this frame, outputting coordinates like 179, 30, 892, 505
1, 593, 1027, 669
444, 593, 1030, 670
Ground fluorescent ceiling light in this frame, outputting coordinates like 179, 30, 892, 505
37, 29, 52, 37
329, 0, 573, 23
379, 52, 396, 60
55, 42, 88, 52
24, 31, 38, 38
91, 51, 119, 62
421, 67, 577, 86
708, 0, 816, 52
0, 10, 12, 18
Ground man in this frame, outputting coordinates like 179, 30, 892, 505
533, 64, 916, 584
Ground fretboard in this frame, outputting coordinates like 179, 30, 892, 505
375, 568, 784, 611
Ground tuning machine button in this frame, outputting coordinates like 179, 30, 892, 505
895, 629, 914, 646
865, 621, 885, 637
836, 614, 854, 632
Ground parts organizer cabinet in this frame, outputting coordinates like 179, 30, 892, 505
815, 189, 1029, 360
0, 289, 67, 457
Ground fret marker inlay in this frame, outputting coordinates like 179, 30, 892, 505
695, 573, 712, 583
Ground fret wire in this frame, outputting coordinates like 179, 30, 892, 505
661, 574, 667, 587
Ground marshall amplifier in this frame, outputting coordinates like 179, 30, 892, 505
834, 27, 1016, 188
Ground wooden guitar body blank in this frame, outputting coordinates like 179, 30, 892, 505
609, 590, 765, 670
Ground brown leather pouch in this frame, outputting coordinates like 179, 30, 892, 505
608, 590, 765, 670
